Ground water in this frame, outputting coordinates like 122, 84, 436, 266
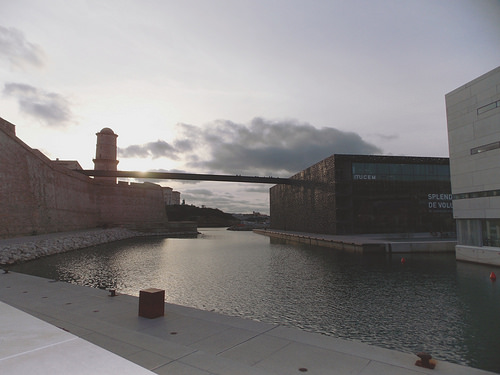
9, 228, 500, 373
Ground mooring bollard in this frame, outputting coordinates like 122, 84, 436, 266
138, 288, 165, 319
415, 352, 435, 369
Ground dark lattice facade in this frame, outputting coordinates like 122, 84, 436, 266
270, 154, 454, 235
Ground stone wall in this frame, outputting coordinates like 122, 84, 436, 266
95, 181, 167, 230
0, 118, 168, 239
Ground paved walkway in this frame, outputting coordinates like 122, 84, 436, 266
0, 301, 153, 374
0, 272, 494, 374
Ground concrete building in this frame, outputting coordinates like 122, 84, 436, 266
162, 186, 173, 205
270, 154, 454, 236
171, 191, 181, 205
162, 187, 181, 206
445, 66, 500, 265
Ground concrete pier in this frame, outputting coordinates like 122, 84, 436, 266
255, 229, 457, 253
0, 272, 493, 374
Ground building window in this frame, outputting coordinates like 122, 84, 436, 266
453, 189, 500, 200
482, 219, 500, 247
457, 219, 482, 246
457, 218, 500, 248
470, 141, 500, 155
477, 100, 500, 115
351, 162, 449, 182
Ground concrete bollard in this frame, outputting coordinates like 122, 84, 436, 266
138, 288, 165, 319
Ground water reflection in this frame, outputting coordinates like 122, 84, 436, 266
9, 228, 500, 373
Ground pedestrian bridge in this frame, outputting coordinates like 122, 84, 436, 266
77, 170, 302, 185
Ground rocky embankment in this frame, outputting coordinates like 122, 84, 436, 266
0, 228, 142, 265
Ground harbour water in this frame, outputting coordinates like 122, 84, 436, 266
9, 228, 500, 373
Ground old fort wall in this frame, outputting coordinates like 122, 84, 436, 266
0, 118, 167, 239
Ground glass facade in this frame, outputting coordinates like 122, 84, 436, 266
351, 162, 450, 181
458, 219, 500, 247
483, 219, 500, 247
270, 154, 454, 236
335, 159, 454, 235
456, 219, 482, 247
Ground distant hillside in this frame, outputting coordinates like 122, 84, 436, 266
166, 205, 239, 227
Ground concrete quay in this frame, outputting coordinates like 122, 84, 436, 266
255, 229, 456, 253
1, 272, 494, 375
456, 245, 500, 267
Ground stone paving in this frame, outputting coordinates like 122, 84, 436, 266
0, 301, 153, 374
0, 271, 495, 375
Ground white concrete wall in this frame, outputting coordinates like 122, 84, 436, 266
446, 66, 500, 219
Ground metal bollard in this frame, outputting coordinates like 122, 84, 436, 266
415, 352, 435, 369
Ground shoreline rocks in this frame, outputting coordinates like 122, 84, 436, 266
0, 228, 143, 265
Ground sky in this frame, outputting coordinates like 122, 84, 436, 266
2, 0, 500, 214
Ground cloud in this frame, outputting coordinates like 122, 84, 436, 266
3, 83, 73, 126
179, 117, 382, 175
118, 140, 181, 160
173, 139, 193, 152
0, 26, 45, 69
244, 186, 270, 193
184, 189, 214, 196
121, 117, 382, 177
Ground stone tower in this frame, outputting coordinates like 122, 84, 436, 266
93, 127, 118, 182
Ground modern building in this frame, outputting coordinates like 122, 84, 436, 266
270, 154, 454, 235
445, 66, 500, 265
162, 186, 173, 205
171, 191, 181, 205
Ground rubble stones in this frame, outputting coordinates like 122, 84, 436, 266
0, 228, 142, 265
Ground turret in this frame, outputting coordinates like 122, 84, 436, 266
93, 127, 118, 182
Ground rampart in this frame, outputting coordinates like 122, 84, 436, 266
0, 118, 168, 239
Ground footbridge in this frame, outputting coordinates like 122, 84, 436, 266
77, 170, 302, 185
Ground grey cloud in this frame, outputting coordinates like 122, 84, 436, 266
184, 189, 213, 196
118, 145, 149, 158
3, 83, 73, 126
180, 117, 382, 175
119, 140, 179, 160
174, 139, 193, 152
0, 26, 45, 69
121, 117, 382, 178
244, 186, 270, 193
